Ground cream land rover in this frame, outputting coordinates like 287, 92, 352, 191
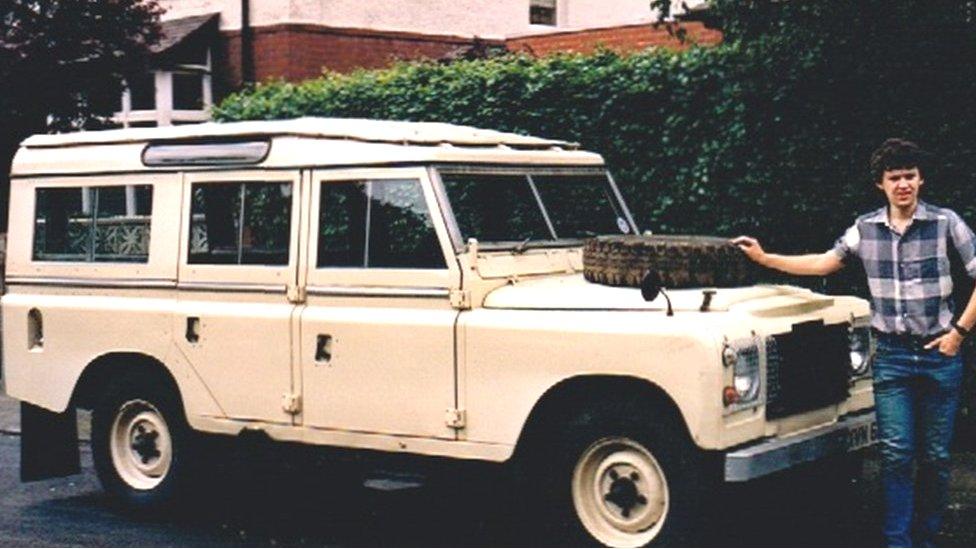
2, 118, 876, 547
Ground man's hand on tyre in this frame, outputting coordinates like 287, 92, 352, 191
731, 236, 766, 265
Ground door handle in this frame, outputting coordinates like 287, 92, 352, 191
185, 317, 200, 343
315, 334, 333, 363
28, 308, 43, 350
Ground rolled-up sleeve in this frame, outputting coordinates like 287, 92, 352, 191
830, 223, 860, 263
948, 210, 976, 278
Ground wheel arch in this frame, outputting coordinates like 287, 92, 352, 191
71, 351, 183, 412
513, 374, 694, 458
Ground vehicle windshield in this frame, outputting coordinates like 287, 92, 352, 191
438, 169, 635, 248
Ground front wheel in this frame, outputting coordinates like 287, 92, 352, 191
92, 374, 195, 511
571, 436, 672, 547
525, 402, 711, 547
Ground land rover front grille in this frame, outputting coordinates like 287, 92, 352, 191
765, 321, 851, 420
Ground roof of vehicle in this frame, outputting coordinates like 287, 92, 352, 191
13, 117, 604, 176
21, 117, 579, 149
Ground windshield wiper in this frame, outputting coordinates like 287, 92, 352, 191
512, 237, 533, 255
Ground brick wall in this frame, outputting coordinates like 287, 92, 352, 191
219, 24, 487, 87
506, 22, 722, 56
213, 21, 722, 93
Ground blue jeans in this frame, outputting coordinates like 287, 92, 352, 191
873, 336, 964, 548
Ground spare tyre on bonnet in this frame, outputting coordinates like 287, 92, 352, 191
583, 234, 764, 289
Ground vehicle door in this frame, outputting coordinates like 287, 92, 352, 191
299, 167, 461, 439
175, 170, 302, 424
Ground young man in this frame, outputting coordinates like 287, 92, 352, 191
733, 138, 976, 548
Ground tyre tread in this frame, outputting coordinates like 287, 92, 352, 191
583, 235, 761, 289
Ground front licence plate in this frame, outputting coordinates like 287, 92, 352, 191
847, 418, 879, 451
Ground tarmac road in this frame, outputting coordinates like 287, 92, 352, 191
1, 428, 976, 547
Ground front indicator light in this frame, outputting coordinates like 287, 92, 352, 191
723, 386, 739, 406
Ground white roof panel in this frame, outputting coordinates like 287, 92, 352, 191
21, 117, 578, 149
13, 118, 604, 176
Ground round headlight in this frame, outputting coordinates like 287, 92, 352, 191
734, 371, 760, 402
723, 338, 763, 410
849, 327, 871, 376
850, 350, 869, 374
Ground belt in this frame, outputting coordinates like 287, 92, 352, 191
872, 329, 947, 350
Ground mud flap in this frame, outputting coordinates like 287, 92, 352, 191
20, 402, 81, 481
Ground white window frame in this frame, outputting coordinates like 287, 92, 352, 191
116, 49, 213, 127
530, 0, 559, 27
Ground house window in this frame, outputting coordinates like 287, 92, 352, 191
116, 49, 213, 127
128, 72, 156, 111
530, 0, 557, 25
173, 71, 205, 111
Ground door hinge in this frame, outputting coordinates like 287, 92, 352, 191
445, 408, 466, 429
449, 289, 472, 310
282, 393, 302, 415
287, 285, 307, 304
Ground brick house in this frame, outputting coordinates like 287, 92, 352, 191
114, 0, 720, 127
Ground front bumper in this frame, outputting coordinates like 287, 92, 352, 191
724, 409, 877, 482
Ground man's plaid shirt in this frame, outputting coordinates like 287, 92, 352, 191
831, 201, 976, 336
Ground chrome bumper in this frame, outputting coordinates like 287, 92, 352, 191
724, 410, 877, 482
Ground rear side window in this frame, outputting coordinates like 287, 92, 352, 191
189, 182, 292, 266
318, 179, 445, 269
33, 185, 153, 263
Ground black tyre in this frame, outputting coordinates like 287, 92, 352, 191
583, 235, 761, 289
92, 372, 196, 511
525, 400, 711, 547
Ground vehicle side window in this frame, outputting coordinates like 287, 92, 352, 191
33, 185, 153, 263
318, 179, 445, 269
189, 182, 292, 266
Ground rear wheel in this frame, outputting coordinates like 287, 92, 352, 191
92, 373, 195, 511
108, 399, 173, 490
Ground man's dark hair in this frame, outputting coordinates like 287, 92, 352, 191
870, 138, 928, 183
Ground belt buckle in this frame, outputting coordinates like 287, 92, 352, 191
911, 336, 927, 351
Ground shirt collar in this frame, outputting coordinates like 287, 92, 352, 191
864, 200, 937, 225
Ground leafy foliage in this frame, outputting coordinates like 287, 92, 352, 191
1, 0, 163, 129
0, 0, 163, 225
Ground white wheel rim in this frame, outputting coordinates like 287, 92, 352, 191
572, 437, 669, 547
109, 399, 173, 490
